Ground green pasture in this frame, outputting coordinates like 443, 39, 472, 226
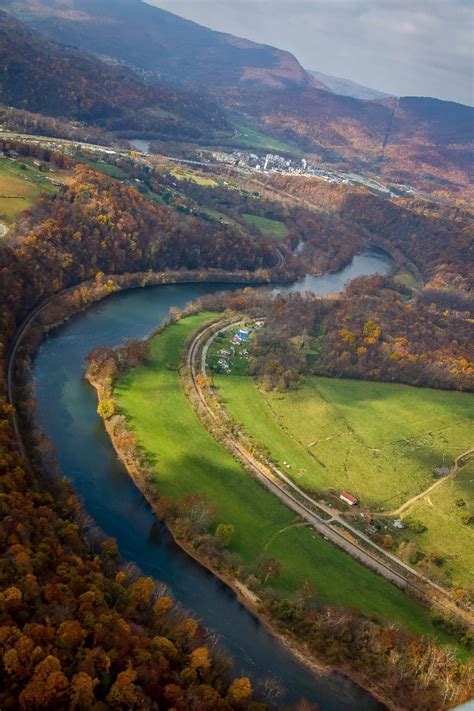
241, 213, 289, 240
0, 157, 60, 223
214, 375, 473, 510
114, 314, 461, 644
397, 460, 474, 589
229, 124, 302, 154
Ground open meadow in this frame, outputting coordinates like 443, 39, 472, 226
241, 213, 289, 240
214, 374, 473, 511
395, 460, 474, 589
114, 314, 461, 644
0, 157, 62, 224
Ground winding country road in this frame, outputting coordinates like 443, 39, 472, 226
186, 319, 474, 624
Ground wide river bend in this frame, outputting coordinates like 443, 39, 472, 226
33, 249, 391, 709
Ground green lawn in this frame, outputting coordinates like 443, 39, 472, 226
0, 158, 60, 223
241, 213, 289, 241
82, 160, 127, 179
214, 375, 473, 510
114, 314, 460, 644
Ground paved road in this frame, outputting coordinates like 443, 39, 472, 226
187, 320, 474, 623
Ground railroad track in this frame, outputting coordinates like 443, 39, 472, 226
187, 320, 474, 624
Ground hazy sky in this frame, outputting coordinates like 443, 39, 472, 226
148, 0, 474, 105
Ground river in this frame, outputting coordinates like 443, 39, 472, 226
32, 249, 391, 708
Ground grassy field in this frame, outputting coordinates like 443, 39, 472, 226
229, 124, 302, 154
169, 165, 218, 186
397, 460, 474, 588
82, 159, 127, 180
214, 375, 473, 510
114, 314, 459, 644
0, 158, 60, 224
241, 213, 289, 240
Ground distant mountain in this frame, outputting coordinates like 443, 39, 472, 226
2, 0, 324, 91
3, 0, 472, 196
0, 8, 231, 139
309, 70, 392, 101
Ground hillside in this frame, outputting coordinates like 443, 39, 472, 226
309, 70, 392, 101
0, 9, 230, 139
2, 0, 321, 91
4, 0, 472, 197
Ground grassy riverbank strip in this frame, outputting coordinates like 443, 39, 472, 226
111, 313, 460, 643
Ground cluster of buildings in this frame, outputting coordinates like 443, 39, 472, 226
210, 148, 412, 196
232, 327, 251, 344
215, 327, 252, 373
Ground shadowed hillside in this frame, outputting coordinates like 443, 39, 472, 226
0, 9, 231, 139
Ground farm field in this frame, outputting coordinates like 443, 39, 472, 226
169, 164, 218, 186
396, 460, 474, 589
213, 375, 473, 510
114, 314, 458, 644
0, 157, 61, 224
242, 213, 289, 240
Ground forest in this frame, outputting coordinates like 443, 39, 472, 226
0, 11, 231, 142
0, 143, 286, 709
193, 281, 473, 392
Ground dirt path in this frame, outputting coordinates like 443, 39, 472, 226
384, 448, 474, 518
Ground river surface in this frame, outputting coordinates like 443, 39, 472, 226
33, 249, 391, 709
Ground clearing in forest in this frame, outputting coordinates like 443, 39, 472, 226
241, 213, 289, 240
0, 157, 63, 223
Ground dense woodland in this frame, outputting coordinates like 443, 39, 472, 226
0, 11, 231, 141
0, 143, 285, 709
263, 174, 474, 285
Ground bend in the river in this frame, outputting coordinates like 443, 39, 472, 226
32, 249, 391, 709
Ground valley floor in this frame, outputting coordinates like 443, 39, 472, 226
114, 313, 463, 645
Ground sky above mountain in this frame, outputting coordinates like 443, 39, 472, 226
148, 0, 473, 106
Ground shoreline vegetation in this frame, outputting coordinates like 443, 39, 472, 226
7, 271, 296, 711
85, 305, 473, 711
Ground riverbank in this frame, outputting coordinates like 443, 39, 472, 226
89, 310, 472, 709
9, 258, 396, 709
87, 364, 396, 711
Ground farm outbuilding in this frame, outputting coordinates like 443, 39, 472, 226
340, 491, 358, 506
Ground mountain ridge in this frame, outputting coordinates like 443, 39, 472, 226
2, 0, 472, 196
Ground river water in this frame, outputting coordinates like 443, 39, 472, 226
33, 249, 391, 708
